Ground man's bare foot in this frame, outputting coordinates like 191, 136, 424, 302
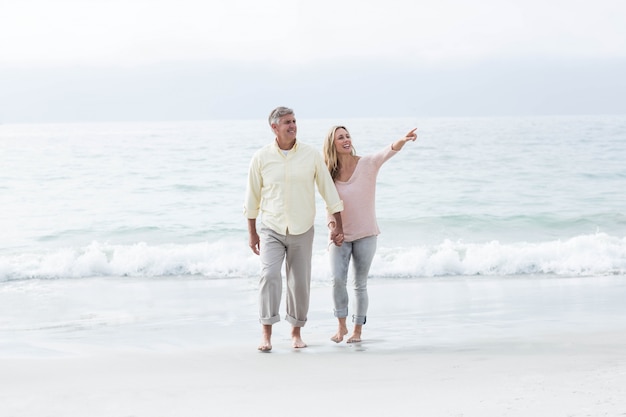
258, 325, 272, 351
330, 326, 348, 343
292, 336, 307, 348
291, 327, 307, 348
258, 341, 272, 351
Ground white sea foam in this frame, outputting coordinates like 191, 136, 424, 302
371, 233, 626, 278
1, 233, 624, 282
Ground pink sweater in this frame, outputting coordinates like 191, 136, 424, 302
331, 145, 398, 242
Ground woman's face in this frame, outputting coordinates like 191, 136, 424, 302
333, 128, 352, 155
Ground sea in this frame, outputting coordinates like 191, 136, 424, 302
2, 114, 626, 355
1, 115, 625, 282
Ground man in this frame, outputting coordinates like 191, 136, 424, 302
244, 106, 344, 351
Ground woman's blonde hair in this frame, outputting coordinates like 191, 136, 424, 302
323, 125, 356, 180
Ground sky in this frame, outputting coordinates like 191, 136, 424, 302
1, 0, 626, 123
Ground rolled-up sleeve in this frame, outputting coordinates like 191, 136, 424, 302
314, 153, 344, 214
243, 154, 262, 219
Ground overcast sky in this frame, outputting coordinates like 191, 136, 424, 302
1, 0, 625, 122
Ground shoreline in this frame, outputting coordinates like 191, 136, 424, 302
1, 275, 626, 416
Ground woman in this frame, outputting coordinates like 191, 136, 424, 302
324, 125, 417, 343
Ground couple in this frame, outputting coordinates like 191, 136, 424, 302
244, 106, 417, 351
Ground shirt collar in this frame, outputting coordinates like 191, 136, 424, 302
274, 138, 298, 152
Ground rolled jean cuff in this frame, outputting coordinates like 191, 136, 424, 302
333, 308, 348, 319
285, 314, 307, 327
259, 314, 280, 325
352, 315, 367, 325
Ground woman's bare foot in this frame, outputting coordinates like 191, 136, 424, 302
291, 326, 307, 348
346, 324, 362, 343
330, 318, 348, 343
258, 325, 272, 352
330, 325, 348, 343
346, 333, 362, 343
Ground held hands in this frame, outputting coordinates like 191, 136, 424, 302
328, 222, 344, 246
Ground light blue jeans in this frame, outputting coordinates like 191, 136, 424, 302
329, 235, 377, 325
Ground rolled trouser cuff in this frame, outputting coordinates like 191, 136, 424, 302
333, 308, 348, 319
259, 314, 280, 325
285, 314, 307, 327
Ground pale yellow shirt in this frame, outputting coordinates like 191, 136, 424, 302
244, 140, 343, 235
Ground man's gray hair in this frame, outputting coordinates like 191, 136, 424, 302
268, 106, 294, 126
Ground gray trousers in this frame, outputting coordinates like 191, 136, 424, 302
258, 226, 314, 327
329, 235, 377, 325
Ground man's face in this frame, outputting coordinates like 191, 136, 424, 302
272, 114, 297, 141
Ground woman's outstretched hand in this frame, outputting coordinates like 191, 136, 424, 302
392, 127, 418, 151
403, 127, 417, 142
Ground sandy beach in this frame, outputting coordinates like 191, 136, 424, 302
2, 275, 626, 416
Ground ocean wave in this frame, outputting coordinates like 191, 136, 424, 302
371, 233, 626, 277
1, 233, 625, 282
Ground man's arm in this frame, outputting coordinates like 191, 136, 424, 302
248, 218, 260, 255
